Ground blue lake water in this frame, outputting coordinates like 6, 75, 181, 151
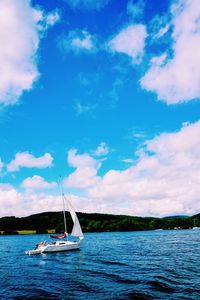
0, 230, 200, 299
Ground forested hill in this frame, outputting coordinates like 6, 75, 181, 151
0, 211, 200, 234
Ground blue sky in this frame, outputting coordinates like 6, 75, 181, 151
1, 0, 200, 217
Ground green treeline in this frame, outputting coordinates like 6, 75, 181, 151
0, 211, 200, 234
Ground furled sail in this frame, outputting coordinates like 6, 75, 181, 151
50, 232, 67, 239
64, 195, 84, 240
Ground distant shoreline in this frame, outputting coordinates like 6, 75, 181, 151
0, 211, 199, 234
1, 227, 200, 236
0, 229, 55, 235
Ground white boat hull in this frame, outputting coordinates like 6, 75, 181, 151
25, 249, 44, 255
25, 240, 81, 255
43, 241, 80, 253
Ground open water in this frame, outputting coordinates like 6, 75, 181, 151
0, 230, 200, 299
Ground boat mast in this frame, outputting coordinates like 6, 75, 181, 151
62, 193, 67, 233
59, 177, 67, 233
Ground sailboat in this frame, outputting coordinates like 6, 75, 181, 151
25, 187, 84, 255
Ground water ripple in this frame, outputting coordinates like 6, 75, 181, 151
0, 230, 200, 299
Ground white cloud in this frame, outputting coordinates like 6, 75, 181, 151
59, 30, 96, 54
45, 10, 60, 27
0, 183, 12, 191
0, 0, 59, 107
154, 24, 170, 39
21, 175, 56, 190
63, 123, 199, 216
93, 142, 109, 157
87, 121, 200, 217
72, 35, 92, 50
141, 0, 200, 104
0, 184, 25, 216
122, 158, 135, 164
65, 166, 100, 189
7, 152, 53, 172
63, 149, 101, 188
109, 24, 147, 64
64, 0, 110, 11
67, 149, 100, 169
0, 184, 60, 217
0, 183, 96, 217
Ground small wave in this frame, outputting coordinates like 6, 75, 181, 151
116, 291, 154, 300
155, 275, 179, 285
81, 268, 141, 285
7, 287, 58, 299
74, 281, 96, 293
149, 280, 175, 293
99, 259, 128, 267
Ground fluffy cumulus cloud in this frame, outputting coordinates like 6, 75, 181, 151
0, 183, 61, 217
54, 122, 200, 216
0, 184, 25, 217
0, 0, 59, 107
7, 152, 53, 172
63, 149, 101, 188
86, 121, 200, 217
52, 121, 198, 217
141, 0, 200, 104
109, 25, 147, 64
21, 175, 56, 190
0, 182, 95, 217
64, 0, 110, 11
59, 30, 96, 54
89, 122, 200, 216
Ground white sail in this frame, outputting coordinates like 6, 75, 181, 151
64, 195, 84, 240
